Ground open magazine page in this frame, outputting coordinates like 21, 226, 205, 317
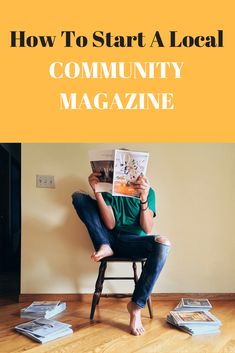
112, 150, 149, 198
88, 150, 114, 193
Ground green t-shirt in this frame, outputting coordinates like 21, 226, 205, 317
102, 188, 156, 236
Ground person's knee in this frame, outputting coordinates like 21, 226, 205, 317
71, 192, 87, 209
72, 191, 81, 203
154, 235, 171, 246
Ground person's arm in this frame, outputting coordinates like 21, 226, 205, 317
139, 202, 154, 234
133, 176, 154, 234
88, 173, 116, 230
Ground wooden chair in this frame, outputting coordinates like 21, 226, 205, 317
90, 256, 153, 320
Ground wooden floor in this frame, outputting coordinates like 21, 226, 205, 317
0, 299, 234, 353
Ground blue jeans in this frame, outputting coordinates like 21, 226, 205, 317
72, 192, 170, 309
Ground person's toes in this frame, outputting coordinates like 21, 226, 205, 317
131, 328, 138, 336
91, 252, 99, 261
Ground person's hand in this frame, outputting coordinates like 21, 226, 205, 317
133, 175, 150, 202
88, 172, 101, 193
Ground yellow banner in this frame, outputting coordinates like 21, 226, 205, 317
1, 1, 234, 141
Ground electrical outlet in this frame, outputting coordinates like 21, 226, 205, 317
36, 175, 55, 188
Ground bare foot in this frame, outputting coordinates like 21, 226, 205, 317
127, 301, 145, 336
91, 244, 114, 262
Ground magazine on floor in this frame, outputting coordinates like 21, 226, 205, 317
20, 301, 66, 319
89, 149, 149, 198
15, 318, 73, 343
167, 298, 221, 336
174, 298, 212, 311
169, 310, 221, 326
166, 315, 221, 336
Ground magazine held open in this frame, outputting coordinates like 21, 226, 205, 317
89, 149, 149, 198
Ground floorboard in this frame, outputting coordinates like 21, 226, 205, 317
0, 299, 234, 353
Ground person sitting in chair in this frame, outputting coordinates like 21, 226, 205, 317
72, 172, 171, 336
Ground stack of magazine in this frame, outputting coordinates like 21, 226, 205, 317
15, 318, 73, 343
20, 301, 66, 319
167, 298, 221, 335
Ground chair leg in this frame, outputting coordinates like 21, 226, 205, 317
132, 262, 138, 284
90, 261, 107, 320
147, 296, 153, 319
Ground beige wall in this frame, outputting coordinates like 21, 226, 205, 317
21, 144, 235, 294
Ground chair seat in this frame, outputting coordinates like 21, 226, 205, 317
100, 256, 147, 262
90, 257, 153, 320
